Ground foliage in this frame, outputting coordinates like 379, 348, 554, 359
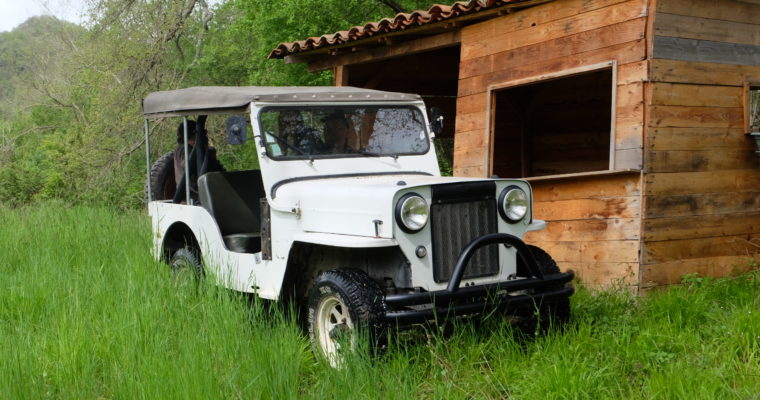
0, 0, 439, 208
197, 0, 435, 86
1, 204, 759, 398
435, 138, 454, 176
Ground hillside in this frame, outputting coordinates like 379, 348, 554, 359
0, 16, 83, 118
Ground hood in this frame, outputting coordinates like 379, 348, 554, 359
274, 174, 488, 238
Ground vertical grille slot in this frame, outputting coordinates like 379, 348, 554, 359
430, 182, 499, 283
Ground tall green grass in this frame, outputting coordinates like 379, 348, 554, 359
0, 204, 758, 399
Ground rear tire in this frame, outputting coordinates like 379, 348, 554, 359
307, 269, 387, 367
169, 247, 203, 285
145, 149, 226, 203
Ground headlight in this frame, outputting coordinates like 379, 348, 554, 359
499, 186, 529, 223
395, 193, 429, 232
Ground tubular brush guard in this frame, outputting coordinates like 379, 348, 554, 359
383, 233, 575, 325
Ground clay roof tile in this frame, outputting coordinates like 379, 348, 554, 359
269, 0, 532, 59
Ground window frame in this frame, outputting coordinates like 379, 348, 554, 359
486, 61, 618, 179
744, 80, 760, 134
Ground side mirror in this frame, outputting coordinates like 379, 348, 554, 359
225, 115, 249, 145
429, 107, 444, 136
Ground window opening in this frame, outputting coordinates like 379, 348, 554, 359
491, 68, 614, 178
749, 86, 760, 133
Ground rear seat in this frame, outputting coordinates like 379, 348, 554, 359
198, 170, 265, 253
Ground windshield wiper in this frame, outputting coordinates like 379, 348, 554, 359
358, 149, 382, 157
261, 132, 314, 161
357, 148, 398, 159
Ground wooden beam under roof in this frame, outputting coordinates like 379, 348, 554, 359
294, 30, 461, 73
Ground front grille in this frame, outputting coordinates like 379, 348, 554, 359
430, 182, 499, 283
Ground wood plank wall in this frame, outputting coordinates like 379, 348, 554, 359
455, 0, 649, 177
455, 0, 650, 287
525, 173, 643, 287
642, 0, 760, 285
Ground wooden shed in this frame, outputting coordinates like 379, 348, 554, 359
270, 0, 760, 289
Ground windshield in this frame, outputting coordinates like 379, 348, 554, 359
258, 105, 429, 159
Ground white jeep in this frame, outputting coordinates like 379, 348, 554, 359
142, 86, 574, 365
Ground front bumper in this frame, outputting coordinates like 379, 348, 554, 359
384, 233, 575, 325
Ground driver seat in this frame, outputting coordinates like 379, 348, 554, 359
198, 170, 265, 253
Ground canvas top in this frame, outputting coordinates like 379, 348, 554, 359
142, 86, 422, 118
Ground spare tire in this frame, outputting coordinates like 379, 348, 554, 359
145, 149, 226, 203
145, 151, 176, 202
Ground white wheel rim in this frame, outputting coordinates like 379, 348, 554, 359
315, 293, 354, 367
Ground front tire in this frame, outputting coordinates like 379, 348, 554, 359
517, 245, 571, 333
307, 269, 387, 367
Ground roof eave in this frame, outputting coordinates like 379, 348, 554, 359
269, 0, 556, 61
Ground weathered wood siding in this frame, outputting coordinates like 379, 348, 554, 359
642, 0, 760, 285
455, 0, 650, 286
525, 173, 643, 287
455, 0, 649, 177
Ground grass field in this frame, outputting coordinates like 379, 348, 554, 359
0, 204, 758, 399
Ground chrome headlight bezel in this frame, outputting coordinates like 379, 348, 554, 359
498, 186, 529, 223
395, 193, 429, 233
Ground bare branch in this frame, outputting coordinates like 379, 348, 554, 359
375, 0, 407, 14
30, 80, 89, 125
183, 0, 214, 74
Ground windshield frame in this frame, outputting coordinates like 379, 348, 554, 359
256, 104, 431, 161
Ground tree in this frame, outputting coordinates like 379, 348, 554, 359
0, 0, 442, 208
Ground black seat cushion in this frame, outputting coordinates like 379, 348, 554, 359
198, 170, 265, 253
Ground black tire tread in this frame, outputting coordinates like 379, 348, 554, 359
521, 245, 571, 332
170, 247, 203, 278
307, 269, 388, 357
145, 149, 226, 203
145, 150, 175, 202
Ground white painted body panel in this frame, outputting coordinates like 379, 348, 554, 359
149, 201, 280, 298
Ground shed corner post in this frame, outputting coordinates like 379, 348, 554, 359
333, 65, 349, 87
